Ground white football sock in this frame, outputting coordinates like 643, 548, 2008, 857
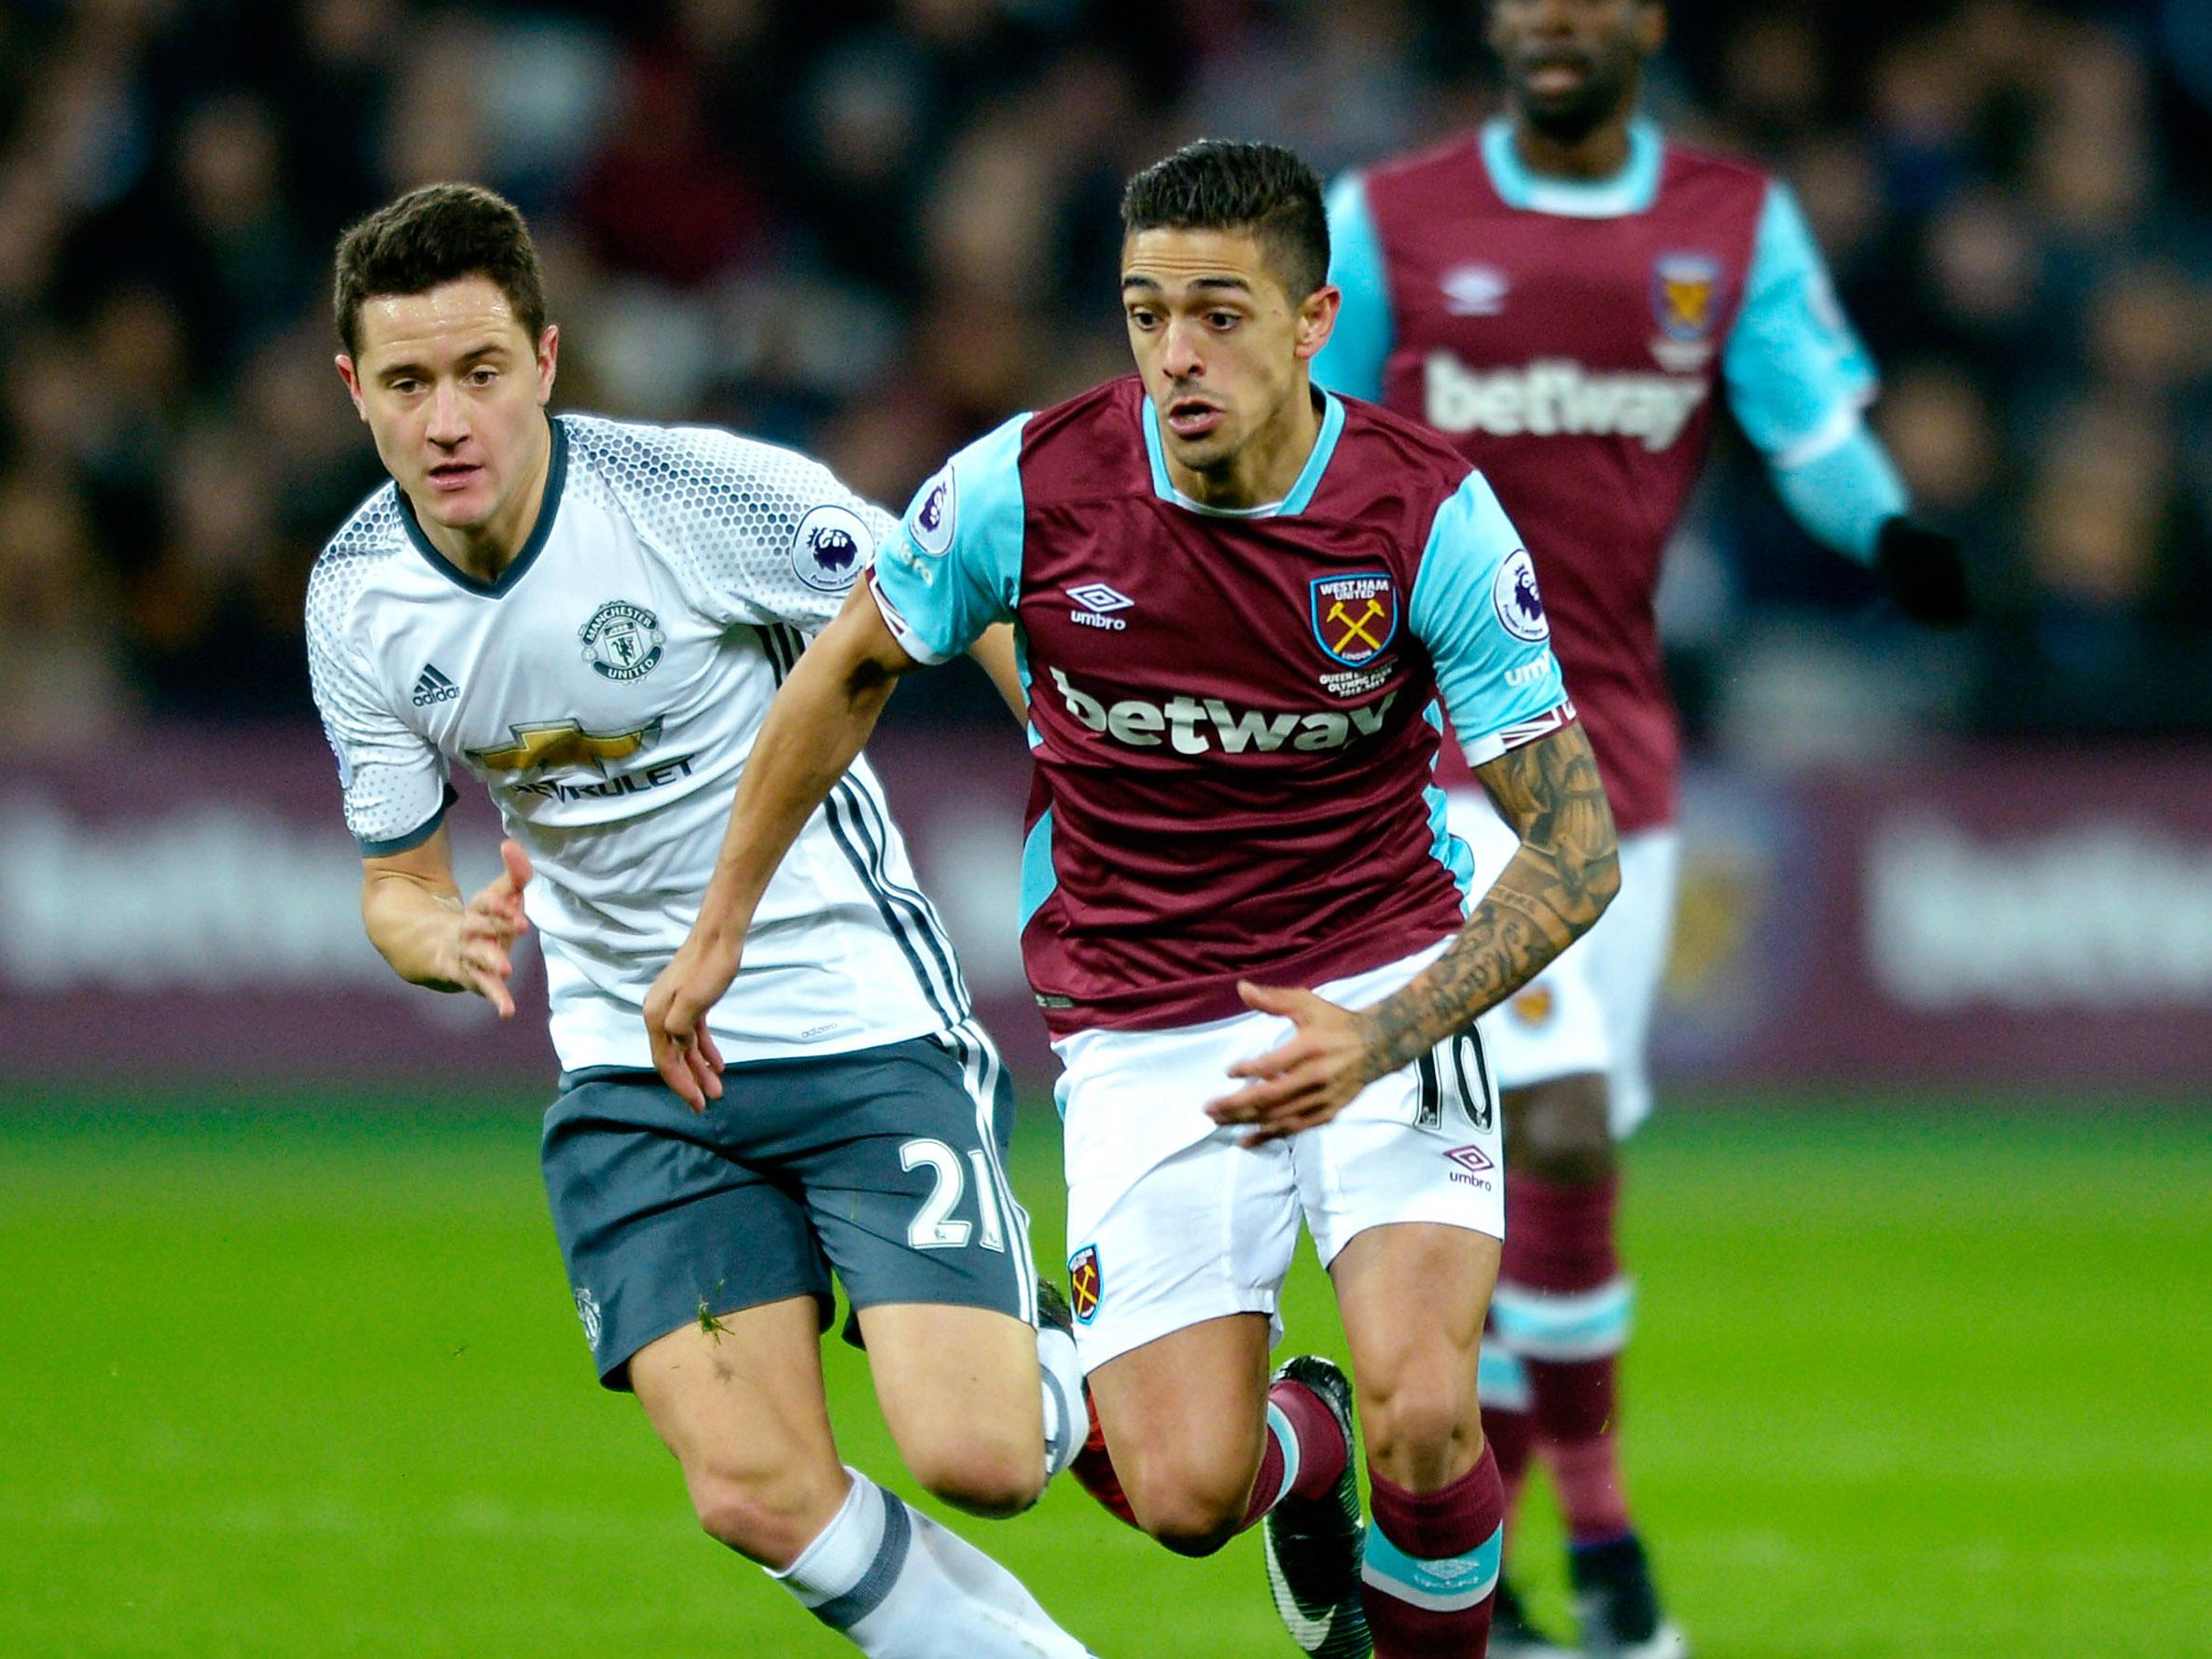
773, 1468, 1091, 1659
1036, 1321, 1085, 1482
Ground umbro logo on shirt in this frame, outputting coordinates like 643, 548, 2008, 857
1068, 582, 1134, 633
1440, 263, 1509, 316
410, 663, 460, 707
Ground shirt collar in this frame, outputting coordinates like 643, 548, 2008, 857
1479, 116, 1664, 218
1139, 388, 1346, 518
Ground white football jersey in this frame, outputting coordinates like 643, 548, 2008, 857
307, 412, 972, 1072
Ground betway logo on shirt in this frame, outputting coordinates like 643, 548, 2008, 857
1425, 353, 1708, 453
1050, 668, 1396, 755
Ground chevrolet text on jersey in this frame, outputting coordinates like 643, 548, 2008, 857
1050, 667, 1398, 755
1424, 354, 1708, 453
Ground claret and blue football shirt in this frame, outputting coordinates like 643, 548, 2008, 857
1316, 117, 1903, 831
869, 376, 1573, 1037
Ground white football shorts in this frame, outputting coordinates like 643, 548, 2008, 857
1055, 943, 1503, 1373
1445, 790, 1680, 1137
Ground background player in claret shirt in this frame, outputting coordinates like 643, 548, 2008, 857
1315, 4, 1972, 1656
646, 139, 1621, 1659
307, 183, 1098, 1659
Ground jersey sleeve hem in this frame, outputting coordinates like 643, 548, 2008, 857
866, 572, 955, 665
355, 784, 458, 857
1455, 700, 1576, 768
1771, 396, 1873, 472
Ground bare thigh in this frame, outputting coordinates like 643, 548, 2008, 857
856, 1302, 1045, 1519
630, 1294, 848, 1570
1086, 1311, 1273, 1556
1331, 1221, 1500, 1490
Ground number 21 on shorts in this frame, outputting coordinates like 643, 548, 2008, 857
899, 1136, 1008, 1252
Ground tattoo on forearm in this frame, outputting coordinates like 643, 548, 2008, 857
1356, 721, 1620, 1080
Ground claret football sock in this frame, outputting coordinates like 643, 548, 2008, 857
774, 1469, 1092, 1659
1068, 1390, 1141, 1528
1245, 1370, 1353, 1526
1491, 1171, 1636, 1545
1360, 1443, 1505, 1659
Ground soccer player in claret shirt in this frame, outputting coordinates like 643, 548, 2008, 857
1315, 4, 1971, 1654
647, 139, 1621, 1659
307, 183, 1099, 1659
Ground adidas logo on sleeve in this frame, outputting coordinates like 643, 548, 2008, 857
411, 664, 460, 707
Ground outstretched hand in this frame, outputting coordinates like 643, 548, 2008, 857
643, 935, 734, 1112
454, 839, 533, 1019
1204, 981, 1379, 1148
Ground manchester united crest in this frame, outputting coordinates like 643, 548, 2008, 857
579, 600, 666, 682
1311, 572, 1399, 667
1067, 1243, 1103, 1325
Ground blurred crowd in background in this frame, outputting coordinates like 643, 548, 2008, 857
2, 0, 2208, 751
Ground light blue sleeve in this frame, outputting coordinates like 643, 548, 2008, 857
1408, 473, 1571, 765
1769, 422, 1908, 563
1724, 181, 1903, 563
1724, 182, 1879, 463
868, 412, 1029, 663
1313, 171, 1391, 402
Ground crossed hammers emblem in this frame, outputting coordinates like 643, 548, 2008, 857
1328, 597, 1387, 654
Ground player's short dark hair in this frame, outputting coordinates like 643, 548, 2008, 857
333, 182, 547, 358
1120, 140, 1330, 300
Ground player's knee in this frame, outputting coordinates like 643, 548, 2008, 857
908, 1435, 1046, 1520
1506, 1074, 1615, 1183
1133, 1487, 1243, 1558
688, 1469, 841, 1568
1360, 1369, 1481, 1485
1123, 1469, 1247, 1556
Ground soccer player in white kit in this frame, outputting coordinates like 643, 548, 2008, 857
306, 183, 1094, 1659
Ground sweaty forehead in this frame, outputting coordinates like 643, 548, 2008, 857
355, 278, 526, 365
1120, 228, 1283, 299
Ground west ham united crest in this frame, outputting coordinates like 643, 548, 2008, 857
1652, 253, 1719, 342
1067, 1243, 1103, 1324
579, 600, 666, 682
1650, 252, 1721, 371
1311, 572, 1399, 667
1509, 984, 1556, 1028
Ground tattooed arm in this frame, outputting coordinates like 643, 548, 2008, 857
1205, 718, 1619, 1145
1356, 718, 1620, 1077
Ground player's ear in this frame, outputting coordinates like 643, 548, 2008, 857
335, 354, 368, 420
1637, 0, 1667, 54
536, 324, 560, 405
1293, 284, 1341, 363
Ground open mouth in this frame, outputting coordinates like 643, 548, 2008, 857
1165, 397, 1224, 439
426, 461, 481, 493
1522, 51, 1593, 95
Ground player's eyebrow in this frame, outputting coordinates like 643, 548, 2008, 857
1120, 274, 1255, 295
374, 340, 513, 382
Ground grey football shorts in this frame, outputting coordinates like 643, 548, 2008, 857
541, 1030, 1036, 1389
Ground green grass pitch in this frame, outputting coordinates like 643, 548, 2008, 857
3, 1090, 2205, 1657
